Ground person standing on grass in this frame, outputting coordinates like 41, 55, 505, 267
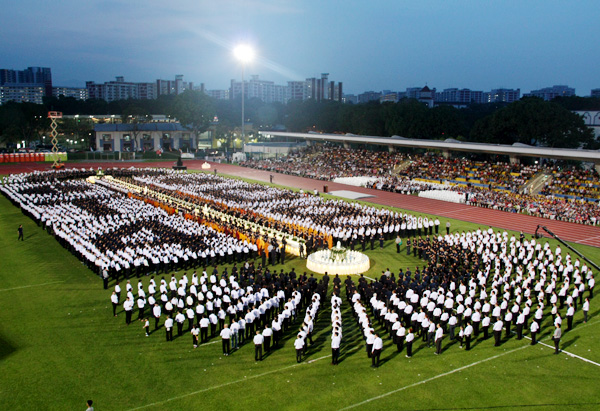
253, 330, 264, 361
396, 323, 406, 353
153, 303, 161, 330
395, 235, 402, 253
102, 267, 109, 290
583, 298, 590, 323
294, 334, 305, 363
165, 316, 174, 341
220, 323, 231, 356
114, 282, 121, 302
530, 320, 539, 345
457, 326, 464, 348
199, 315, 209, 343
123, 297, 133, 325
17, 224, 24, 241
331, 331, 341, 365
481, 315, 491, 340
493, 318, 503, 346
262, 324, 272, 353
566, 303, 575, 331
371, 333, 383, 367
110, 292, 119, 317
434, 323, 443, 355
143, 318, 149, 337
230, 320, 240, 350
191, 324, 199, 348
405, 328, 415, 358
85, 399, 94, 411
553, 323, 562, 354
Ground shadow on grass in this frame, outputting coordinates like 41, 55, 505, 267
379, 349, 400, 366
0, 334, 18, 360
561, 335, 579, 351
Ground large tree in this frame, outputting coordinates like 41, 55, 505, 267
169, 90, 215, 140
470, 97, 596, 148
0, 102, 48, 146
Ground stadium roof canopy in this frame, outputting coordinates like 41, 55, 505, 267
258, 131, 600, 163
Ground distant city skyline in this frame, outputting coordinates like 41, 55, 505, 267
1, 1, 598, 95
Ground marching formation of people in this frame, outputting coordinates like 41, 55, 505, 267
112, 264, 329, 359
1, 175, 254, 280
2, 166, 595, 366
121, 171, 450, 254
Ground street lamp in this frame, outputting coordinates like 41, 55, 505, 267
233, 44, 254, 150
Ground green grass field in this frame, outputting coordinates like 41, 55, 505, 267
1, 181, 600, 410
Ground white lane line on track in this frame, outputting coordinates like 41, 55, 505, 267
435, 208, 477, 215
575, 235, 600, 244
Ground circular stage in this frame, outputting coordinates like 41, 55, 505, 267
306, 244, 370, 275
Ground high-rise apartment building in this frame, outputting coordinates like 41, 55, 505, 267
156, 75, 193, 96
525, 85, 575, 101
358, 91, 382, 103
86, 77, 157, 102
86, 75, 192, 102
52, 87, 89, 101
484, 88, 521, 103
436, 88, 485, 104
227, 74, 342, 103
0, 66, 53, 104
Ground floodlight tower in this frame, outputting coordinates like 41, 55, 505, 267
48, 111, 63, 169
233, 45, 254, 148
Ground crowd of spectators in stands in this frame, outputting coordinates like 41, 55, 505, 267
541, 168, 600, 200
397, 154, 540, 193
241, 145, 407, 180
240, 145, 600, 225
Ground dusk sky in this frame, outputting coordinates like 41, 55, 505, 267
1, 1, 598, 95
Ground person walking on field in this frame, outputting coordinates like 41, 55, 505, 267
18, 224, 24, 241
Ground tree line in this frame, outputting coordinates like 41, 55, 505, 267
0, 91, 598, 150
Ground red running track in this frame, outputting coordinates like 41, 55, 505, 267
3, 160, 600, 248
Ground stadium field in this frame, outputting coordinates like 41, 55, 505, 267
1, 172, 600, 410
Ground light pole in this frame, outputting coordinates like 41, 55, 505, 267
233, 45, 254, 151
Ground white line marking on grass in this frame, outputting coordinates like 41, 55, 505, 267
363, 276, 376, 281
127, 353, 331, 410
338, 344, 530, 411
570, 318, 600, 332
522, 335, 600, 368
307, 354, 331, 364
0, 280, 64, 292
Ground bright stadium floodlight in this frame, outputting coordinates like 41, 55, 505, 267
234, 44, 255, 148
233, 44, 254, 64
